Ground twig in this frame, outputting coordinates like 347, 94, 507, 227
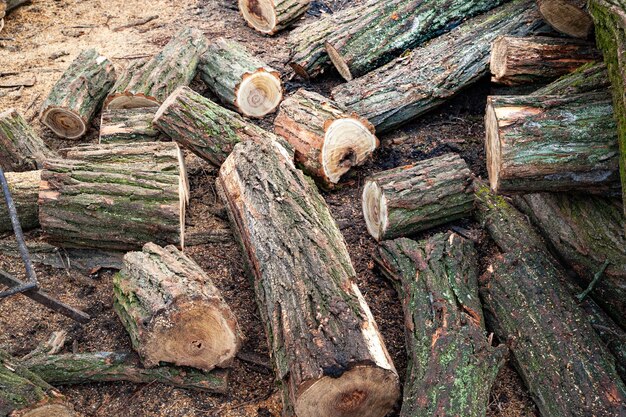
577, 260, 610, 302
112, 54, 150, 60
112, 15, 158, 32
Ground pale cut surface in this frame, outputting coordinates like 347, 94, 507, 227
362, 181, 387, 241
106, 94, 160, 110
539, 0, 593, 38
23, 404, 74, 417
40, 108, 85, 139
236, 70, 282, 117
325, 41, 352, 81
485, 103, 502, 192
490, 36, 508, 80
323, 118, 377, 183
239, 0, 276, 34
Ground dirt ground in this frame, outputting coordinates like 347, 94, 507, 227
0, 1, 538, 416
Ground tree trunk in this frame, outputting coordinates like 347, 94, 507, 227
198, 37, 282, 118
490, 36, 600, 85
485, 92, 620, 194
589, 0, 626, 217
0, 108, 56, 172
0, 170, 40, 233
532, 61, 610, 95
375, 233, 507, 417
238, 0, 309, 35
480, 249, 626, 416
537, 0, 594, 38
331, 0, 547, 133
274, 89, 378, 188
217, 139, 400, 417
99, 108, 160, 144
39, 49, 116, 139
39, 158, 185, 251
153, 86, 279, 167
362, 153, 474, 241
104, 27, 208, 109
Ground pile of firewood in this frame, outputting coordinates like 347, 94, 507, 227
1, 0, 626, 416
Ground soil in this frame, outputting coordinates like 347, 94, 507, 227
0, 1, 538, 416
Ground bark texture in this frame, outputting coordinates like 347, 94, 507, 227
99, 108, 160, 144
0, 108, 56, 171
533, 61, 610, 95
239, 0, 309, 35
537, 0, 594, 38
218, 139, 400, 417
0, 170, 40, 233
376, 233, 507, 417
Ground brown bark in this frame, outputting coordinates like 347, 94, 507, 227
0, 170, 40, 233
537, 0, 594, 38
0, 108, 56, 172
99, 108, 160, 144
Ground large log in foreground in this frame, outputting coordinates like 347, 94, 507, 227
0, 108, 56, 171
274, 89, 378, 188
0, 170, 40, 233
537, 0, 594, 38
40, 49, 116, 139
376, 233, 507, 417
218, 139, 400, 417
362, 153, 474, 241
332, 0, 546, 132
99, 108, 160, 144
238, 0, 309, 35
104, 27, 207, 109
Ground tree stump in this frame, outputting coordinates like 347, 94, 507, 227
99, 108, 160, 144
0, 108, 56, 171
238, 0, 309, 35
537, 0, 594, 38
0, 170, 40, 233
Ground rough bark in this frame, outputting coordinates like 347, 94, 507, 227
0, 170, 40, 233
99, 108, 160, 144
331, 0, 548, 133
375, 233, 507, 417
537, 0, 594, 38
490, 36, 601, 85
39, 49, 116, 139
153, 86, 279, 167
198, 37, 282, 118
485, 92, 620, 194
217, 139, 400, 417
362, 153, 474, 241
239, 0, 309, 35
533, 61, 610, 95
0, 108, 56, 171
274, 89, 378, 187
104, 27, 208, 109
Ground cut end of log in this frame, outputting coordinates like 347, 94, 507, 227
105, 93, 160, 110
22, 404, 75, 417
295, 365, 399, 417
362, 180, 387, 241
176, 144, 189, 249
325, 41, 353, 81
238, 0, 277, 34
490, 36, 508, 82
323, 118, 377, 184
538, 0, 593, 38
235, 69, 282, 118
40, 107, 86, 139
485, 100, 502, 193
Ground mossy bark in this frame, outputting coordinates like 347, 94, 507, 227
99, 108, 160, 144
0, 108, 56, 171
375, 233, 507, 417
532, 61, 610, 95
0, 170, 40, 233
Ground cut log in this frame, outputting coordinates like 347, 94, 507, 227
113, 243, 242, 370
533, 61, 610, 95
490, 36, 600, 85
362, 153, 474, 241
274, 89, 378, 187
331, 0, 547, 133
104, 27, 208, 109
375, 233, 507, 417
480, 249, 626, 416
0, 108, 56, 171
537, 0, 594, 38
218, 139, 400, 417
153, 86, 279, 167
589, 0, 626, 216
38, 157, 185, 251
485, 92, 620, 194
40, 49, 116, 139
238, 0, 309, 35
198, 37, 282, 118
0, 170, 40, 233
99, 108, 160, 144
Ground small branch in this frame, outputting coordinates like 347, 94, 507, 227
577, 260, 610, 302
112, 15, 158, 32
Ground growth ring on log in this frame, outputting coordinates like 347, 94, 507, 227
238, 0, 277, 34
40, 108, 87, 140
236, 69, 282, 118
323, 118, 377, 183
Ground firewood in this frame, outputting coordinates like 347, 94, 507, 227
331, 0, 546, 133
0, 170, 40, 233
238, 0, 309, 35
104, 27, 208, 109
39, 49, 115, 139
114, 243, 242, 370
490, 36, 600, 85
362, 153, 474, 241
218, 139, 400, 417
198, 38, 282, 118
99, 108, 160, 144
375, 233, 507, 417
0, 108, 56, 171
274, 89, 378, 187
533, 61, 610, 95
537, 0, 594, 38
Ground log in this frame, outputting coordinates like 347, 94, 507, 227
40, 49, 116, 139
104, 27, 208, 109
238, 0, 309, 35
113, 243, 242, 370
0, 108, 56, 172
533, 61, 610, 95
480, 249, 626, 416
490, 36, 601, 85
153, 86, 279, 167
99, 108, 160, 144
537, 0, 594, 38
273, 89, 378, 187
362, 153, 474, 241
38, 157, 185, 251
589, 0, 626, 217
0, 170, 40, 233
218, 139, 400, 417
485, 92, 620, 194
375, 233, 507, 417
331, 0, 548, 133
198, 37, 282, 118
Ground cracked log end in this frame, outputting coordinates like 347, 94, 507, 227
484, 100, 502, 193
239, 0, 277, 34
362, 180, 387, 241
235, 69, 282, 118
40, 107, 86, 140
323, 118, 377, 184
325, 41, 353, 81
